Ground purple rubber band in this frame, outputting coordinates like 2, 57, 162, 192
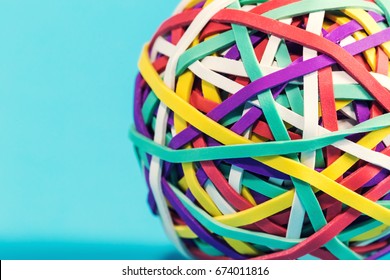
134, 74, 152, 139
161, 176, 247, 259
225, 33, 265, 60
363, 169, 390, 188
144, 167, 158, 215
230, 106, 263, 135
168, 27, 390, 153
354, 101, 371, 124
383, 193, 390, 201
366, 244, 390, 260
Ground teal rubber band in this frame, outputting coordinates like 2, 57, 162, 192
230, 1, 291, 141
130, 113, 390, 163
176, 0, 383, 76
177, 31, 238, 76
218, 163, 287, 198
195, 240, 225, 256
230, 2, 308, 244
172, 183, 389, 252
171, 184, 302, 250
220, 106, 246, 127
228, 2, 363, 258
263, 0, 383, 20
275, 85, 374, 110
239, 0, 268, 5
315, 149, 326, 168
142, 91, 159, 125
338, 220, 383, 242
139, 150, 150, 169
299, 254, 321, 260
133, 0, 390, 260
293, 177, 361, 259
377, 0, 390, 24
334, 84, 374, 100
141, 85, 372, 126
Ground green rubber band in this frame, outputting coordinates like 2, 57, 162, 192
195, 240, 225, 257
371, 0, 390, 24
292, 176, 361, 259
142, 91, 159, 125
270, 41, 303, 123
230, 1, 291, 141
263, 0, 383, 20
338, 220, 383, 242
171, 184, 302, 249
139, 150, 150, 169
176, 0, 383, 76
229, 4, 313, 249
218, 163, 287, 198
334, 84, 374, 100
299, 254, 321, 260
130, 113, 390, 163
143, 85, 372, 128
276, 94, 291, 108
315, 149, 326, 168
284, 84, 304, 116
134, 0, 390, 260
177, 31, 238, 76
239, 0, 268, 5
275, 85, 373, 110
220, 106, 246, 127
172, 183, 388, 252
228, 3, 366, 259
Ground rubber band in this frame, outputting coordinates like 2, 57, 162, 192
132, 0, 390, 260
139, 46, 390, 251
227, 7, 353, 258
175, 69, 261, 256
212, 9, 390, 111
287, 11, 325, 240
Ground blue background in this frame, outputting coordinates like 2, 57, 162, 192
0, 0, 389, 260
0, 0, 182, 259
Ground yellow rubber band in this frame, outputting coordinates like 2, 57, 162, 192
139, 45, 390, 235
343, 8, 390, 58
350, 224, 389, 242
175, 69, 259, 255
327, 13, 377, 71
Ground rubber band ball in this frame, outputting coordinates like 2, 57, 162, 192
131, 0, 390, 260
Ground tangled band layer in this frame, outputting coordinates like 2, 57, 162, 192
131, 0, 390, 260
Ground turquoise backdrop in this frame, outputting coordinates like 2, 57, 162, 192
0, 0, 389, 260
0, 0, 181, 259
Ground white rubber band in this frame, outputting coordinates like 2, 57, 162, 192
205, 180, 236, 215
152, 37, 390, 89
152, 35, 390, 173
148, 10, 390, 253
384, 135, 390, 146
149, 1, 237, 258
228, 16, 292, 200
190, 61, 244, 93
272, 102, 390, 171
260, 18, 293, 66
241, 5, 257, 12
340, 103, 358, 121
287, 11, 325, 239
165, 0, 236, 89
228, 106, 252, 194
